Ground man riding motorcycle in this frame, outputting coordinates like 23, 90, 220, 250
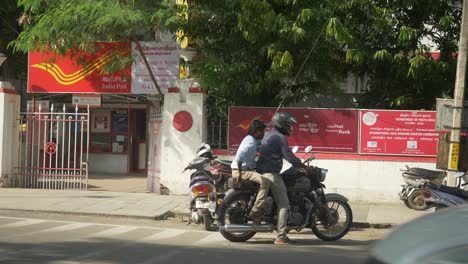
231, 120, 270, 223
257, 112, 307, 245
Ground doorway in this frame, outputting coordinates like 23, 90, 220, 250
130, 109, 147, 174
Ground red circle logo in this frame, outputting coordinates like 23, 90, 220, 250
173, 111, 193, 132
45, 142, 57, 155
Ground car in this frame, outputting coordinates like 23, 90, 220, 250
367, 204, 468, 264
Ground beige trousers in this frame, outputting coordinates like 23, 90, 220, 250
232, 170, 271, 213
262, 173, 289, 239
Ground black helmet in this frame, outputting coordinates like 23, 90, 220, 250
271, 112, 297, 136
248, 120, 266, 135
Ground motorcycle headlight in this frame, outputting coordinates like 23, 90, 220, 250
320, 169, 328, 182
190, 182, 215, 196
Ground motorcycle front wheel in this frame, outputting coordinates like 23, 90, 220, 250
217, 192, 256, 242
312, 198, 353, 241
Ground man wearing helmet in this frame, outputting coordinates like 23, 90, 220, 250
231, 120, 270, 223
257, 112, 305, 245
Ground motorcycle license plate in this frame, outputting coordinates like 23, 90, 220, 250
195, 200, 216, 212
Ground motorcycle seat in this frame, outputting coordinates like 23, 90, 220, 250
437, 185, 468, 200
405, 168, 446, 179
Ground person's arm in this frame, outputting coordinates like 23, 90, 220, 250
234, 137, 252, 184
281, 136, 305, 168
237, 160, 243, 181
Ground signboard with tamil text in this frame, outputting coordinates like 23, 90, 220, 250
28, 41, 179, 94
360, 110, 439, 156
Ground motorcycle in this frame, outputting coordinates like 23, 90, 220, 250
217, 146, 353, 242
398, 166, 446, 210
184, 143, 233, 231
421, 172, 468, 211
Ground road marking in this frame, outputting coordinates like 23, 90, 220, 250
91, 226, 138, 237
0, 219, 44, 228
142, 229, 186, 241
196, 232, 225, 245
34, 222, 92, 233
136, 250, 183, 264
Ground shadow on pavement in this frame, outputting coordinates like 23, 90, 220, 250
0, 236, 372, 264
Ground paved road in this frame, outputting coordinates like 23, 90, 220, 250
0, 210, 387, 264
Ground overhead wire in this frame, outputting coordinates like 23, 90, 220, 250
272, 0, 342, 118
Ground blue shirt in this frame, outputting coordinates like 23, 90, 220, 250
256, 128, 302, 174
231, 135, 259, 170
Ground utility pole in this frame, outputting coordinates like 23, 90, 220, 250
447, 0, 468, 186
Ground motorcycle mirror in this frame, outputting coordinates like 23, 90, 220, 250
305, 145, 313, 153
292, 146, 299, 153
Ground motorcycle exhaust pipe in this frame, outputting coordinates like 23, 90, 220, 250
219, 224, 274, 232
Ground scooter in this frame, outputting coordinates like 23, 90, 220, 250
183, 143, 233, 231
398, 166, 446, 210
421, 172, 468, 211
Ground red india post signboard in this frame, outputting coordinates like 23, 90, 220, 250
228, 107, 359, 153
29, 42, 132, 94
360, 110, 439, 156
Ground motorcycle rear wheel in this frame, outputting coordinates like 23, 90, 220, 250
312, 198, 353, 241
217, 192, 256, 242
203, 215, 214, 231
407, 190, 428, 211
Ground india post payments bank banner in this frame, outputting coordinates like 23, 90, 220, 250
229, 107, 439, 156
28, 41, 179, 94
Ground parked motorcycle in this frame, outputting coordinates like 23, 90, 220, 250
218, 146, 353, 242
398, 166, 446, 210
184, 143, 233, 231
421, 172, 468, 211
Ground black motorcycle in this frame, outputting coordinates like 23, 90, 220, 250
217, 146, 353, 242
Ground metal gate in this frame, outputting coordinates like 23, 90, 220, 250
13, 104, 89, 190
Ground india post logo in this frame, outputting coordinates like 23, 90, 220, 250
238, 116, 263, 133
31, 48, 129, 86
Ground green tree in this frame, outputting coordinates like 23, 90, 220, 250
174, 0, 349, 117
327, 0, 461, 109
11, 0, 178, 94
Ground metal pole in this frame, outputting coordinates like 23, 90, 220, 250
448, 0, 468, 186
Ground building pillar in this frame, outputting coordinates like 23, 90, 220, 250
0, 82, 21, 187
159, 79, 206, 194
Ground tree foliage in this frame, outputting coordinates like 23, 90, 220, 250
10, 0, 175, 80
174, 0, 349, 117
327, 0, 461, 109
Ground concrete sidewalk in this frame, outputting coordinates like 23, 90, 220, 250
0, 188, 425, 226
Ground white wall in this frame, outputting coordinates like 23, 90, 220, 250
215, 154, 435, 203
0, 83, 21, 187
159, 80, 206, 194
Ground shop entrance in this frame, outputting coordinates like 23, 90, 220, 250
130, 109, 147, 174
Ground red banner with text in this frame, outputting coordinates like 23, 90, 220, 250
360, 110, 439, 156
228, 107, 360, 153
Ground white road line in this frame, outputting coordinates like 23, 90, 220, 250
90, 226, 138, 237
35, 222, 92, 233
0, 219, 44, 228
196, 232, 225, 245
136, 250, 183, 264
142, 229, 186, 241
